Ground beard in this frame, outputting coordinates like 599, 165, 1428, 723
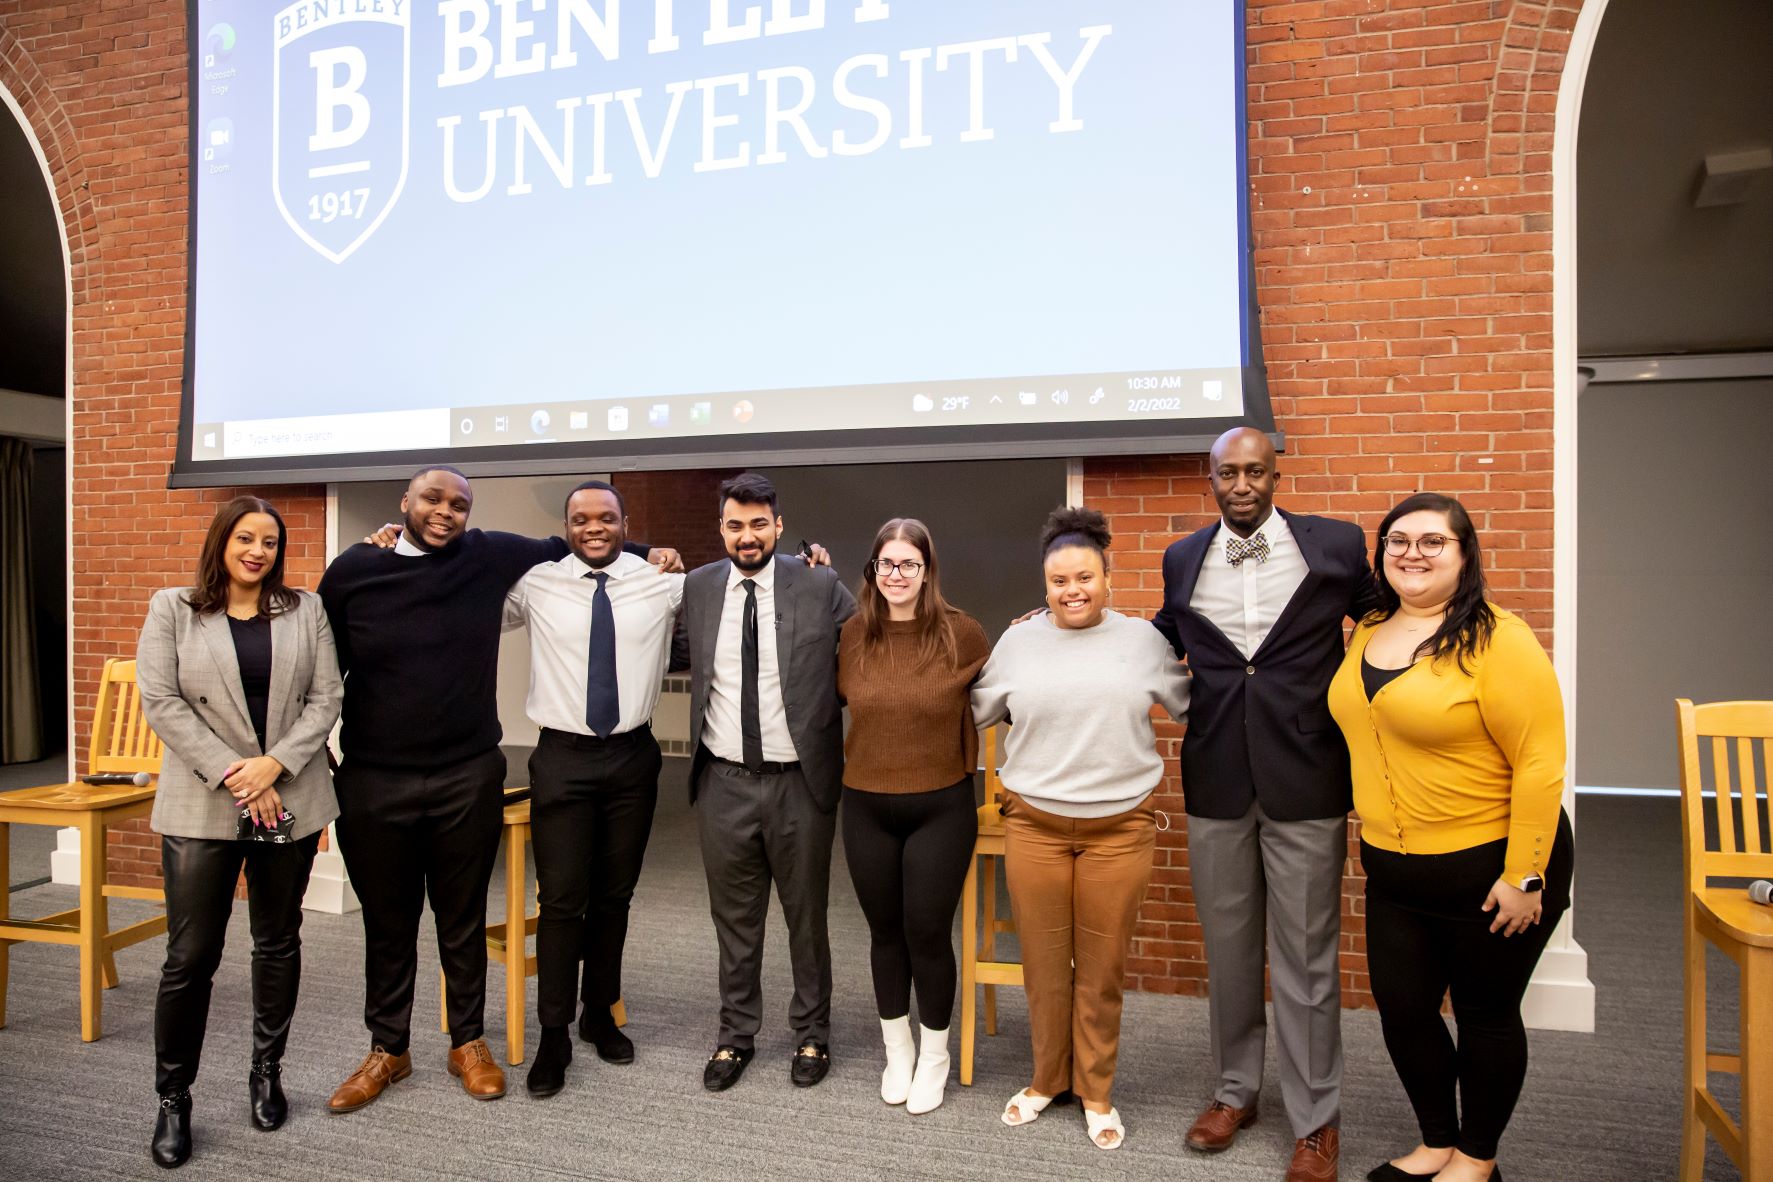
730, 537, 776, 572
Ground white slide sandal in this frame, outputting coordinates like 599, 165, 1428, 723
1001, 1089, 1054, 1126
1085, 1106, 1126, 1150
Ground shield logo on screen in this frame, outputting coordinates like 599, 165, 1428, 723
270, 0, 410, 264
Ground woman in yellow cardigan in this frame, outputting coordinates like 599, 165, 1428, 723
1328, 493, 1573, 1182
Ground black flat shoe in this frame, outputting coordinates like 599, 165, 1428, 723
578, 1007, 635, 1065
790, 1040, 830, 1088
526, 1028, 572, 1098
1367, 1162, 1437, 1181
703, 1044, 754, 1092
249, 1062, 287, 1131
152, 1091, 192, 1169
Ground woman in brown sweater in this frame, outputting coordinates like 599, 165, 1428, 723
838, 518, 990, 1117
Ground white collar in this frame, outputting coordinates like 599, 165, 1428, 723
726, 556, 777, 593
1219, 510, 1286, 553
566, 549, 646, 581
394, 533, 430, 557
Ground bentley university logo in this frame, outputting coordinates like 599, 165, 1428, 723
272, 0, 410, 264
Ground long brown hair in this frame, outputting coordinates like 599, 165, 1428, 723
854, 518, 961, 670
183, 496, 300, 617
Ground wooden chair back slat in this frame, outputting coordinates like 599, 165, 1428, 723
983, 725, 1004, 810
1677, 699, 1773, 890
88, 659, 164, 778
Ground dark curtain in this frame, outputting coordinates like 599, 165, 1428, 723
1, 435, 44, 764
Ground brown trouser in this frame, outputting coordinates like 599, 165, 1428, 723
1002, 791, 1156, 1106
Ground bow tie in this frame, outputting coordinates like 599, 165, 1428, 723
1225, 533, 1270, 566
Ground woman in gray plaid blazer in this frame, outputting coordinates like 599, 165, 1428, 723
135, 496, 342, 1169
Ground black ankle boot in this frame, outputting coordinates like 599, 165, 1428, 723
152, 1091, 192, 1169
249, 1062, 287, 1131
526, 1026, 572, 1098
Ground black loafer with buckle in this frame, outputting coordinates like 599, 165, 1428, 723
703, 1045, 754, 1092
790, 1039, 830, 1088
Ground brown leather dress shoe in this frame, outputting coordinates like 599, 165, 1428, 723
447, 1038, 507, 1101
1185, 1099, 1258, 1152
1288, 1125, 1340, 1182
327, 1047, 412, 1114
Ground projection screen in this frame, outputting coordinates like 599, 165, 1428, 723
173, 0, 1274, 486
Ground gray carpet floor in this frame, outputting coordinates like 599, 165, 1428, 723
0, 763, 1746, 1180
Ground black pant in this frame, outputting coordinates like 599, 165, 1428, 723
154, 831, 321, 1094
840, 779, 976, 1030
333, 749, 506, 1053
1361, 811, 1574, 1161
526, 726, 661, 1030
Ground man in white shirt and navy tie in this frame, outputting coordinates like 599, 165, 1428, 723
502, 480, 685, 1097
1153, 428, 1381, 1182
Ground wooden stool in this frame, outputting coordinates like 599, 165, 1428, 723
440, 792, 627, 1065
960, 725, 1024, 1085
1676, 699, 1773, 1181
0, 657, 168, 1041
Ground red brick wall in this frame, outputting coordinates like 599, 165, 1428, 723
615, 469, 742, 571
6, 0, 1580, 1001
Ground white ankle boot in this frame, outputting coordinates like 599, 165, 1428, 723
880, 1016, 915, 1105
906, 1025, 950, 1115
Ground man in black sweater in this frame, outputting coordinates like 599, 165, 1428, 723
317, 466, 675, 1111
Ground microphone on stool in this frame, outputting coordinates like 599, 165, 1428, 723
1750, 880, 1773, 906
82, 771, 152, 787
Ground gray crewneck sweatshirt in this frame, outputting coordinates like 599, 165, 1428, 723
971, 610, 1191, 818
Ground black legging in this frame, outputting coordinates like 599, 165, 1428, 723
154, 831, 322, 1095
841, 779, 976, 1030
1361, 810, 1574, 1161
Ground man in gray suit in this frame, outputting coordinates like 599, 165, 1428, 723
685, 472, 856, 1092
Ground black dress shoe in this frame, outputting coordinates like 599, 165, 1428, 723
703, 1045, 754, 1092
526, 1027, 572, 1098
152, 1091, 192, 1169
790, 1040, 830, 1088
249, 1062, 287, 1131
578, 1007, 635, 1064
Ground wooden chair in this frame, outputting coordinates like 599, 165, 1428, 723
439, 789, 626, 1066
0, 658, 169, 1040
959, 724, 1024, 1086
1676, 699, 1773, 1181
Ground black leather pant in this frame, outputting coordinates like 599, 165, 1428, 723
154, 831, 321, 1095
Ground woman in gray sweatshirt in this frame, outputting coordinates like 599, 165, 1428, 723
971, 507, 1190, 1151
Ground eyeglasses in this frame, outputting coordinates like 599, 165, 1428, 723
873, 558, 924, 578
1383, 533, 1454, 558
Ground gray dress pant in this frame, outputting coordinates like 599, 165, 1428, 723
696, 760, 836, 1049
1188, 800, 1346, 1136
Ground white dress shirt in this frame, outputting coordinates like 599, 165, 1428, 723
1189, 511, 1310, 659
503, 549, 685, 737
702, 560, 797, 763
393, 534, 431, 557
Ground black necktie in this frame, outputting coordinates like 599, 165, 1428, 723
740, 578, 763, 772
584, 571, 619, 738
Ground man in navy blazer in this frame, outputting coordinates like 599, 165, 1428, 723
1153, 427, 1380, 1182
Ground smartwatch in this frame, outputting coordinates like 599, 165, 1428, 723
1517, 874, 1544, 893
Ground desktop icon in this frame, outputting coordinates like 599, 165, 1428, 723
530, 410, 551, 435
1089, 388, 1106, 405
459, 418, 474, 436
648, 403, 670, 428
911, 394, 935, 413
608, 406, 629, 431
494, 415, 510, 432
203, 431, 217, 450
732, 400, 755, 424
204, 22, 236, 65
1050, 388, 1069, 405
202, 118, 234, 163
569, 410, 589, 430
1202, 379, 1224, 402
1018, 391, 1038, 406
690, 402, 712, 425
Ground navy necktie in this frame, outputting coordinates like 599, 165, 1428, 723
585, 571, 619, 738
740, 579, 763, 771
